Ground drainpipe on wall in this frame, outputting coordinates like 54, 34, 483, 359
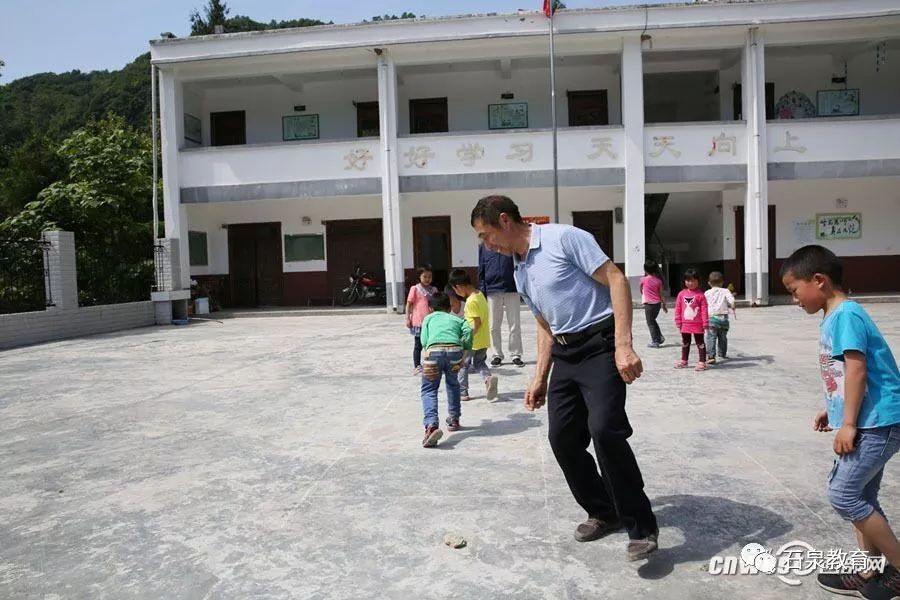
749, 28, 764, 306
377, 54, 399, 312
151, 64, 159, 249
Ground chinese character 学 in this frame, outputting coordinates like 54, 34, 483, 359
708, 132, 737, 157
344, 148, 373, 171
457, 143, 485, 166
403, 145, 435, 169
587, 137, 618, 160
649, 135, 681, 158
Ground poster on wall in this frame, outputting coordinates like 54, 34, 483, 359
522, 216, 550, 225
792, 219, 816, 245
816, 213, 861, 240
488, 103, 528, 130
282, 114, 320, 141
817, 89, 860, 117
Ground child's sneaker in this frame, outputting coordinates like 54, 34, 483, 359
446, 417, 460, 432
647, 342, 660, 349
706, 357, 717, 365
694, 362, 707, 371
674, 360, 689, 369
422, 425, 443, 448
860, 565, 900, 600
817, 570, 877, 596
486, 375, 499, 401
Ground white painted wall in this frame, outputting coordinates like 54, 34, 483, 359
766, 43, 900, 118
180, 139, 381, 187
399, 187, 625, 269
185, 187, 625, 277
185, 195, 382, 276
654, 191, 724, 262
645, 123, 745, 166
398, 62, 622, 134
767, 118, 900, 162
193, 76, 379, 146
770, 178, 900, 258
398, 127, 624, 176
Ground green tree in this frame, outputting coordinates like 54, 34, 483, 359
190, 0, 230, 35
0, 59, 5, 80
1, 114, 155, 305
0, 135, 66, 221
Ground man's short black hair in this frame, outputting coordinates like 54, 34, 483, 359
448, 268, 473, 287
683, 267, 700, 282
780, 244, 843, 286
428, 291, 451, 312
471, 195, 524, 227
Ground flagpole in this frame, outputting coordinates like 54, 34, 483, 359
548, 8, 559, 223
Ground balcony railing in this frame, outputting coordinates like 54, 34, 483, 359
179, 138, 382, 188
397, 126, 626, 177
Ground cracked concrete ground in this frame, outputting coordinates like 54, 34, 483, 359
1, 303, 898, 599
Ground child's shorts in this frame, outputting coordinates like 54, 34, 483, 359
827, 424, 900, 522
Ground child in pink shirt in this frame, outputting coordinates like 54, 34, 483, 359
639, 261, 667, 348
405, 266, 438, 375
674, 268, 709, 371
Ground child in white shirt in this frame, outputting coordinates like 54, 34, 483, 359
704, 271, 735, 364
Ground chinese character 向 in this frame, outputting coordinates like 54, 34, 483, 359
708, 132, 737, 157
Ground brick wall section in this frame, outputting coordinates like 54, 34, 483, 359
0, 302, 155, 351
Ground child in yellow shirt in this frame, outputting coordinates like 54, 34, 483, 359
449, 268, 499, 401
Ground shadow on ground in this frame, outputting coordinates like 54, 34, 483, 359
638, 493, 794, 580
439, 412, 542, 449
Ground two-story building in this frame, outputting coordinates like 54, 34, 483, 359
149, 0, 900, 311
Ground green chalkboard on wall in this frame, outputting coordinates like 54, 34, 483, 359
284, 234, 325, 261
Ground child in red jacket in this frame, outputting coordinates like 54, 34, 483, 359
674, 268, 709, 371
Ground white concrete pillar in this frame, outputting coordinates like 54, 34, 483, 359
743, 28, 770, 305
42, 230, 78, 310
377, 51, 404, 313
158, 68, 191, 291
621, 37, 646, 296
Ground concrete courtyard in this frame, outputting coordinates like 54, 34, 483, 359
1, 303, 898, 599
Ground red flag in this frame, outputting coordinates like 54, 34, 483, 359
543, 0, 553, 17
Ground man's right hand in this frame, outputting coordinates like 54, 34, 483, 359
524, 378, 547, 411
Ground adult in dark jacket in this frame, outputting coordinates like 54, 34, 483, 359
478, 243, 524, 367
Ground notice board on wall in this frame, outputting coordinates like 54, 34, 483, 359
816, 213, 861, 240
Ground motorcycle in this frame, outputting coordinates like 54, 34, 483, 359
340, 265, 385, 306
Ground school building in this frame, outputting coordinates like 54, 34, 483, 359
149, 0, 900, 311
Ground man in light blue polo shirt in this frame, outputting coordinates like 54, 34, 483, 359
471, 195, 658, 561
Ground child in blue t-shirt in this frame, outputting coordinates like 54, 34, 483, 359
781, 245, 900, 599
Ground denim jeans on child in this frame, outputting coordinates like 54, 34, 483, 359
421, 345, 464, 427
706, 315, 729, 358
827, 424, 900, 522
459, 348, 491, 396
